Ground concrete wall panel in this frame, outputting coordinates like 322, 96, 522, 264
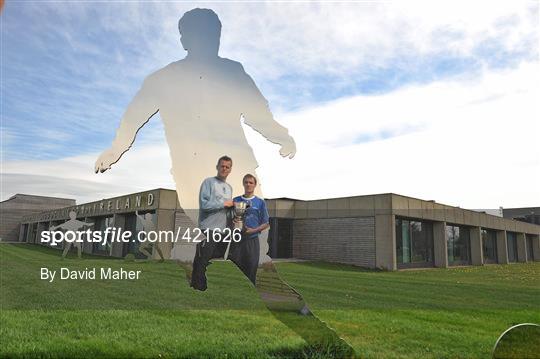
516, 233, 527, 262
432, 203, 446, 222
454, 209, 464, 225
408, 198, 423, 219
444, 206, 456, 224
307, 200, 327, 219
158, 189, 179, 210
349, 196, 375, 217
294, 201, 308, 219
421, 201, 435, 221
374, 194, 392, 215
392, 195, 409, 218
275, 200, 295, 218
433, 221, 448, 268
469, 227, 483, 266
496, 231, 509, 264
375, 214, 396, 270
327, 198, 350, 218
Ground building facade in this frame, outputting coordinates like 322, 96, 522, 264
0, 194, 75, 242
17, 189, 540, 270
503, 207, 540, 225
19, 189, 182, 259
266, 194, 540, 270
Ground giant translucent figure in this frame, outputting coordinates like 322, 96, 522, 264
95, 9, 293, 264
95, 8, 354, 355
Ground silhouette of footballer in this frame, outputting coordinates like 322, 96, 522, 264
50, 210, 94, 258
135, 210, 164, 261
95, 8, 354, 355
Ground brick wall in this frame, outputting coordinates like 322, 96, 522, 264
292, 216, 376, 268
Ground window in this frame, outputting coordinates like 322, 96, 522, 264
268, 218, 293, 259
29, 223, 37, 244
507, 232, 518, 263
92, 216, 114, 254
446, 224, 471, 265
396, 218, 434, 268
526, 235, 535, 261
122, 211, 156, 258
481, 229, 497, 264
20, 224, 29, 242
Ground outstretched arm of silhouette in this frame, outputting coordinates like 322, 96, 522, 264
52, 223, 69, 231
239, 68, 296, 159
95, 76, 159, 173
75, 220, 94, 228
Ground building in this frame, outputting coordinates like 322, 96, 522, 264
503, 207, 540, 225
0, 194, 75, 242
19, 189, 181, 259
266, 195, 539, 269
17, 189, 540, 270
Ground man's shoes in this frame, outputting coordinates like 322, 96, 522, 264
178, 260, 208, 291
190, 279, 207, 291
190, 270, 207, 291
189, 263, 208, 291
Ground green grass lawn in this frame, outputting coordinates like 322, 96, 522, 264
1, 243, 539, 358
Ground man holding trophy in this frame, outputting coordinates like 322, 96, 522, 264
190, 155, 234, 291
191, 158, 268, 289
229, 174, 269, 285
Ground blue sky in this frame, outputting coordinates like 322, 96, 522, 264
1, 1, 539, 207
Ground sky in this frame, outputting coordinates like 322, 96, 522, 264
1, 1, 539, 209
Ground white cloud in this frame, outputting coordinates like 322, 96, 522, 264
1, 144, 175, 204
19, 1, 536, 83
248, 62, 540, 208
216, 1, 538, 80
2, 63, 538, 209
23, 1, 534, 116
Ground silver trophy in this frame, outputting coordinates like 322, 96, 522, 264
225, 201, 250, 260
233, 201, 249, 230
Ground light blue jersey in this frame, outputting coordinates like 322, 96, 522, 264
233, 195, 269, 240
